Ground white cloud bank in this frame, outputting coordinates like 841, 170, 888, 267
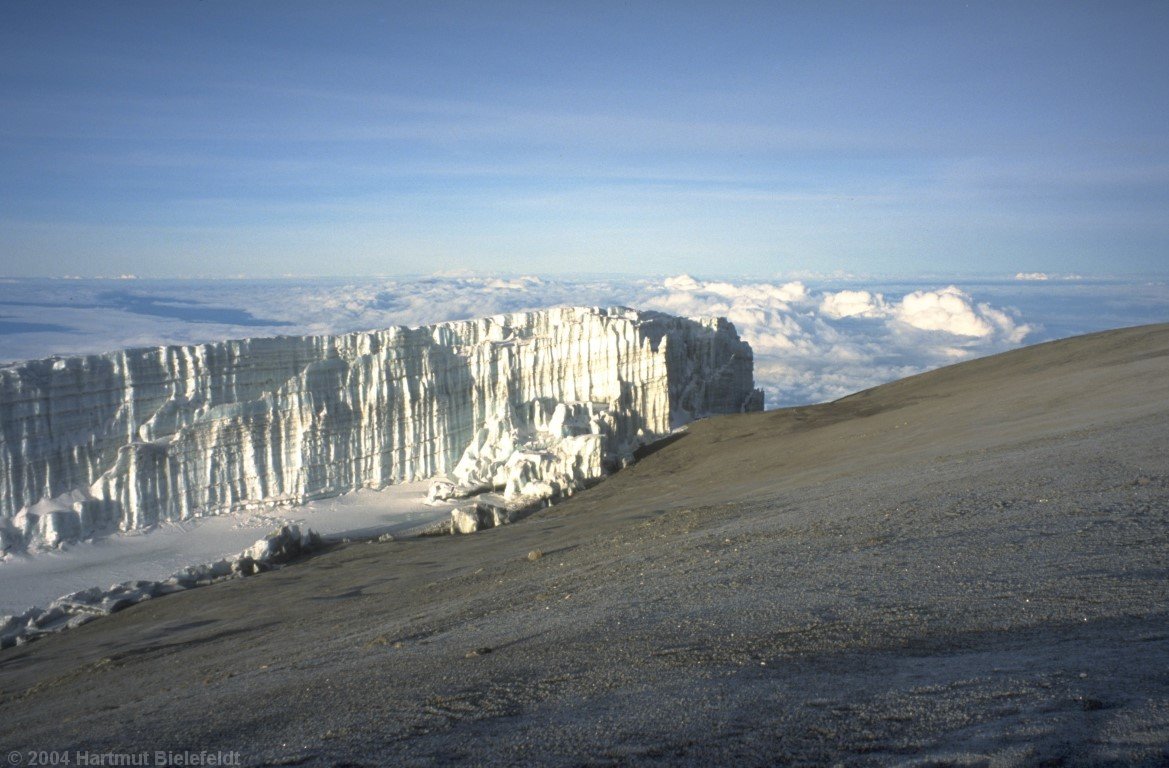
625, 277, 1032, 405
819, 289, 885, 319
0, 275, 1043, 408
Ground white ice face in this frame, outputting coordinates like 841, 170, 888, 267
0, 306, 760, 551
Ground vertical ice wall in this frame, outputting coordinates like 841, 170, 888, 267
0, 307, 761, 540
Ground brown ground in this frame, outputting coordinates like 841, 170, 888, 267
2, 324, 1168, 766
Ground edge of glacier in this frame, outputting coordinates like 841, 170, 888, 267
0, 306, 763, 552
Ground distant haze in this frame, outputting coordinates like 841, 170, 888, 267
2, 2, 1168, 278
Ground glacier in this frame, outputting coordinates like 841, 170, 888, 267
0, 306, 761, 551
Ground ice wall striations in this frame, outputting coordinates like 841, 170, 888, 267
0, 307, 761, 538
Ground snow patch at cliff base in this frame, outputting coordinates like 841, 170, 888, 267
1, 524, 320, 650
0, 481, 456, 616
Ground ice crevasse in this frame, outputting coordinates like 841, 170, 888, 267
0, 306, 762, 550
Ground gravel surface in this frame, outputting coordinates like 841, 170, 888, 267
2, 324, 1168, 766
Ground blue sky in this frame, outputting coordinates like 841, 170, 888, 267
2, 1, 1167, 278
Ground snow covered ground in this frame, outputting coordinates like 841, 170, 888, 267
0, 482, 454, 615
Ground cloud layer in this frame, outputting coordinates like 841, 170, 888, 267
625, 277, 1032, 405
0, 275, 1053, 407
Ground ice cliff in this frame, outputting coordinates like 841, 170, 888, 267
0, 306, 761, 550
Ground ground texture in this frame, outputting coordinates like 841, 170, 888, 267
2, 324, 1168, 767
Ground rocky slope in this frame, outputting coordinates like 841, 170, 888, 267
1, 324, 1165, 766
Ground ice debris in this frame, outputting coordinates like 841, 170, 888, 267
427, 401, 611, 507
0, 524, 320, 650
